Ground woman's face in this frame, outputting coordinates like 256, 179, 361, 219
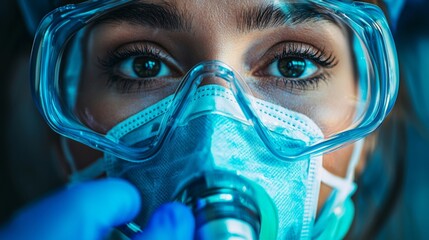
65, 0, 364, 212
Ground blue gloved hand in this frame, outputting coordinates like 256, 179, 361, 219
0, 178, 195, 240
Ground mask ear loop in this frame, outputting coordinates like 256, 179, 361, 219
312, 139, 364, 238
60, 136, 105, 185
320, 139, 364, 208
60, 135, 77, 173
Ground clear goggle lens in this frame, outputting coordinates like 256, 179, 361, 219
33, 0, 398, 160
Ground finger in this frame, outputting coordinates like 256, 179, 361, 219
0, 178, 141, 240
134, 202, 195, 240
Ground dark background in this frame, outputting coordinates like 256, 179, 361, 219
1, 0, 428, 239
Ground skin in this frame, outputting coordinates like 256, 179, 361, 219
60, 0, 383, 221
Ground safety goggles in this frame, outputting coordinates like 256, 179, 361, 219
30, 0, 398, 161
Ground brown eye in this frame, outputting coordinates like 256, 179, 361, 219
133, 56, 161, 78
278, 57, 306, 78
117, 55, 170, 79
267, 56, 318, 79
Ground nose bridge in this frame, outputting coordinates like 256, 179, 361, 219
167, 60, 266, 138
186, 60, 238, 90
199, 75, 231, 89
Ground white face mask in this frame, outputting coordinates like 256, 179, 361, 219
64, 85, 361, 239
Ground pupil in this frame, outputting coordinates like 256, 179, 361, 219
278, 57, 306, 78
133, 57, 161, 78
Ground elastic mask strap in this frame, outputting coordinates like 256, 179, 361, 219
61, 136, 106, 185
60, 136, 77, 173
68, 157, 105, 184
320, 168, 356, 206
313, 139, 364, 239
345, 138, 364, 182
320, 139, 364, 206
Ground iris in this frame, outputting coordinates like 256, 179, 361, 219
133, 56, 161, 78
278, 57, 306, 78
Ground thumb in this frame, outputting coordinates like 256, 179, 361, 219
0, 178, 141, 240
134, 202, 195, 240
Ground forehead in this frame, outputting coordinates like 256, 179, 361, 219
95, 0, 337, 34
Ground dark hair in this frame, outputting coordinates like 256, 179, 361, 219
0, 0, 63, 225
346, 1, 408, 238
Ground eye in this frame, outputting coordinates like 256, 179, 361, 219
117, 55, 171, 79
267, 57, 318, 79
98, 43, 183, 93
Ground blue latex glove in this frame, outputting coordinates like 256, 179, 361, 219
0, 178, 195, 240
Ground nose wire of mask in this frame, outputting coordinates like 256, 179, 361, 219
103, 83, 325, 239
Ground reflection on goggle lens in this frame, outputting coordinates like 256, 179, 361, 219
60, 1, 365, 139
31, 0, 397, 161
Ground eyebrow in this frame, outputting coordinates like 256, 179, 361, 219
237, 3, 335, 32
95, 2, 192, 31
95, 2, 333, 32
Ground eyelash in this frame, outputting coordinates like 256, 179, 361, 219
98, 42, 337, 93
273, 43, 337, 67
263, 42, 337, 91
98, 45, 169, 93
